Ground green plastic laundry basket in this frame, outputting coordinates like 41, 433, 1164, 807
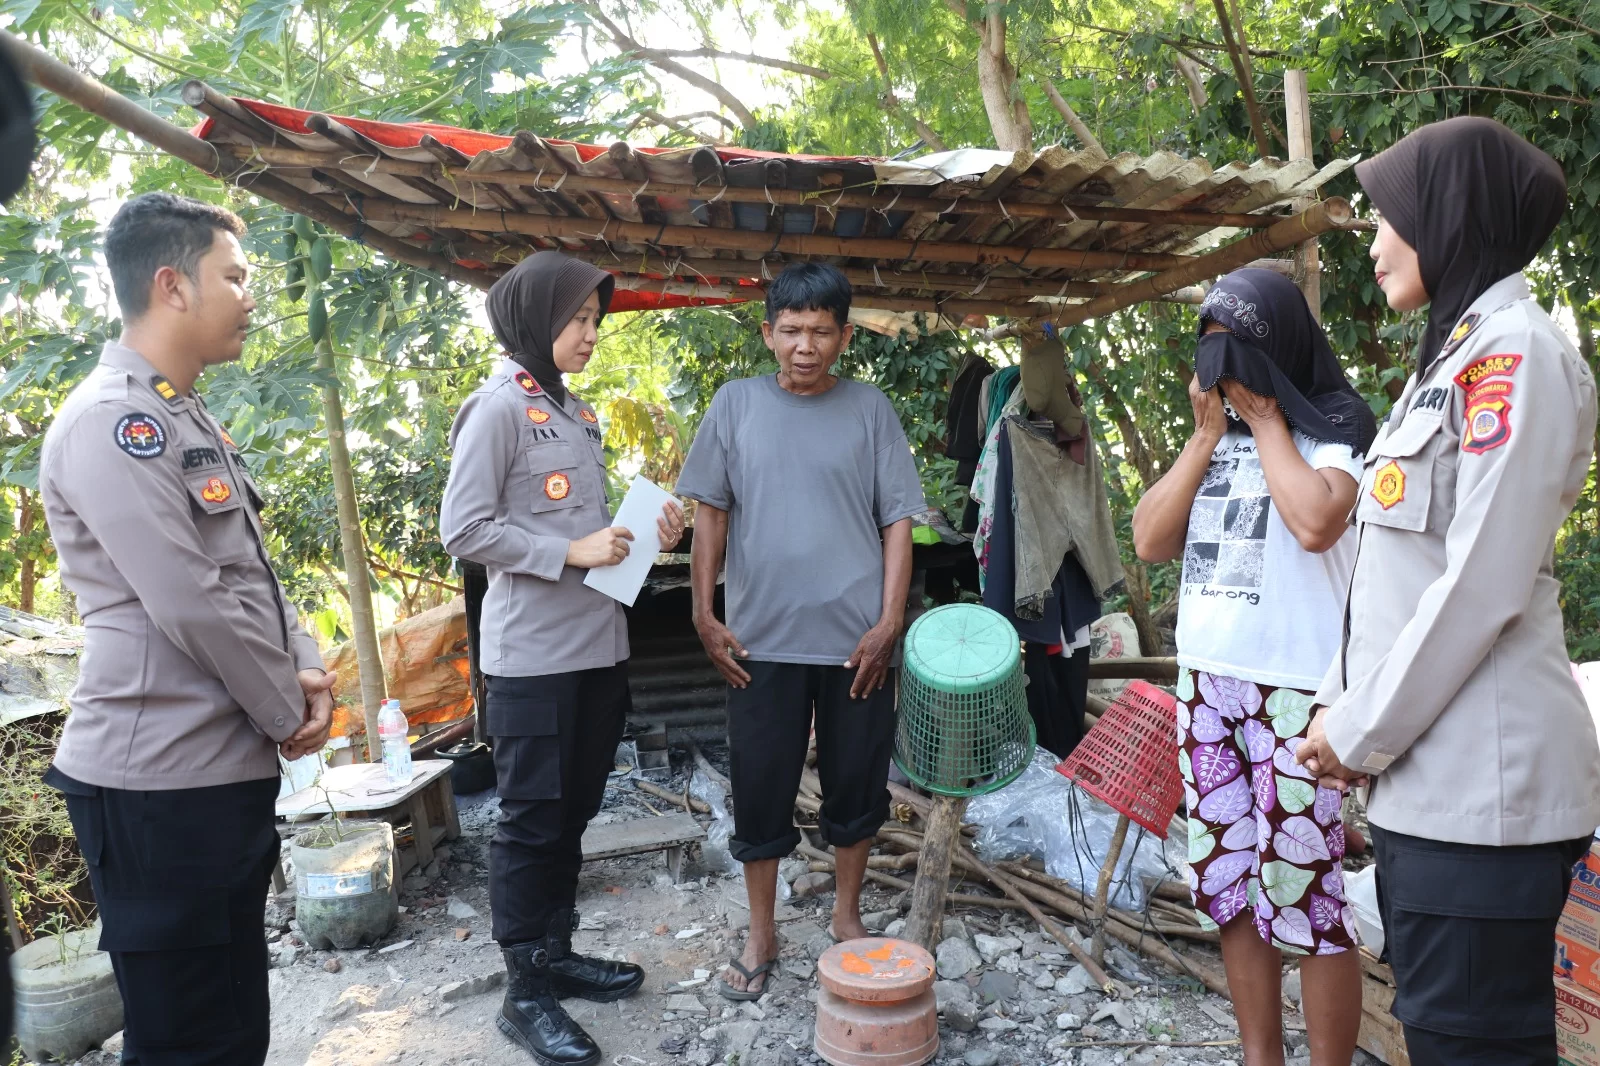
894, 603, 1034, 798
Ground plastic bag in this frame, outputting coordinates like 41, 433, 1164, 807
688, 769, 790, 897
964, 746, 1177, 911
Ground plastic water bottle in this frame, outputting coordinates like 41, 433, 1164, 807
378, 699, 412, 786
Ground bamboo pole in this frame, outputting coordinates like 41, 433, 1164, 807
1085, 656, 1180, 681
1043, 198, 1352, 326
302, 196, 1194, 274
316, 339, 387, 759
1284, 69, 1322, 321
215, 143, 1296, 231
1091, 814, 1131, 965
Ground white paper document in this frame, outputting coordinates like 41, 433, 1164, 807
583, 475, 676, 607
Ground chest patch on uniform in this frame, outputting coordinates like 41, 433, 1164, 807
580, 408, 598, 424
1412, 387, 1449, 412
150, 375, 181, 404
200, 476, 232, 504
526, 406, 551, 425
181, 446, 222, 470
514, 371, 542, 396
543, 472, 571, 500
1371, 461, 1406, 510
114, 412, 167, 459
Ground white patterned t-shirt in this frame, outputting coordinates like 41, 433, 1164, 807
1174, 428, 1363, 691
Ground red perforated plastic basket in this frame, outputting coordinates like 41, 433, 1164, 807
1055, 680, 1183, 838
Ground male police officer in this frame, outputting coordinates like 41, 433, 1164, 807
39, 192, 335, 1065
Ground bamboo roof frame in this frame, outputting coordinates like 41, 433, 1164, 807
2, 32, 1360, 327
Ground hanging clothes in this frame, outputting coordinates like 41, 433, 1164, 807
945, 351, 995, 479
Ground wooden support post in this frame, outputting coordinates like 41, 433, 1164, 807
316, 339, 387, 760
903, 794, 968, 950
1091, 814, 1131, 965
1284, 70, 1322, 322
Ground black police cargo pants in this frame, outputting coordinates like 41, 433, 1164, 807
725, 662, 897, 863
46, 767, 280, 1066
486, 665, 630, 945
1372, 825, 1591, 1065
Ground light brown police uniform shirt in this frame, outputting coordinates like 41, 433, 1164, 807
439, 359, 628, 677
40, 343, 323, 790
1314, 273, 1600, 845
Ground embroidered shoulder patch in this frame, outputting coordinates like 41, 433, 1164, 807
1454, 353, 1522, 392
1463, 397, 1513, 454
1371, 461, 1406, 510
113, 412, 167, 459
514, 371, 542, 396
526, 406, 551, 425
580, 409, 598, 424
1441, 312, 1482, 358
543, 472, 571, 500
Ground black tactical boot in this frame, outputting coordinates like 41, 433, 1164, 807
497, 941, 602, 1066
547, 908, 646, 1002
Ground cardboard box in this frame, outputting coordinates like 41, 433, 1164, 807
1559, 977, 1600, 1066
1557, 840, 1600, 995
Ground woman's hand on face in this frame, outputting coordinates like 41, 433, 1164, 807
1220, 381, 1282, 430
1189, 374, 1227, 444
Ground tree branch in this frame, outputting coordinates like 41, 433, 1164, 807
1484, 0, 1600, 41
1173, 52, 1208, 112
1039, 77, 1105, 155
1210, 0, 1273, 157
587, 8, 757, 129
631, 108, 721, 144
865, 30, 948, 152
1355, 302, 1407, 402
619, 47, 832, 79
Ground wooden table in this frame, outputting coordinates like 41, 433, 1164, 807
275, 760, 461, 889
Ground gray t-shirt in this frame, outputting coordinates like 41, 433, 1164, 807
677, 374, 927, 665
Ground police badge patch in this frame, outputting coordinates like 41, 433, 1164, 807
1371, 460, 1406, 510
114, 413, 167, 459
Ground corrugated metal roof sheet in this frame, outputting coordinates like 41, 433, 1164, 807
191, 91, 1356, 321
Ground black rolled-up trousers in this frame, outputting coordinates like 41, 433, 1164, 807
1373, 824, 1591, 1066
486, 665, 630, 945
45, 767, 279, 1066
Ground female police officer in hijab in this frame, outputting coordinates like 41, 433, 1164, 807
1297, 118, 1600, 1065
441, 250, 684, 1066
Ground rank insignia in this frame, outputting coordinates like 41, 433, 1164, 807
200, 477, 232, 504
1463, 397, 1513, 454
526, 406, 551, 425
580, 409, 598, 424
544, 472, 571, 500
1371, 461, 1406, 510
1442, 312, 1482, 357
514, 371, 542, 396
220, 429, 236, 448
114, 413, 167, 459
150, 375, 181, 403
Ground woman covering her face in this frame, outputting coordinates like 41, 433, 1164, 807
1295, 117, 1600, 1066
1132, 268, 1371, 1065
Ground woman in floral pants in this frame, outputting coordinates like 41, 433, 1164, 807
1133, 269, 1374, 1065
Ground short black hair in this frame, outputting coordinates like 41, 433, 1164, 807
105, 192, 247, 320
765, 262, 851, 327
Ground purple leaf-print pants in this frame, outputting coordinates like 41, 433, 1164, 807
1177, 668, 1356, 956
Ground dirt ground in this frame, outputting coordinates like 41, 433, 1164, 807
65, 747, 1384, 1066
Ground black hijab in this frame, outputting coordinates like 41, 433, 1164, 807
1355, 117, 1566, 375
485, 250, 614, 403
1195, 268, 1378, 454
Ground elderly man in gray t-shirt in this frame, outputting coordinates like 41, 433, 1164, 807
677, 263, 925, 1000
